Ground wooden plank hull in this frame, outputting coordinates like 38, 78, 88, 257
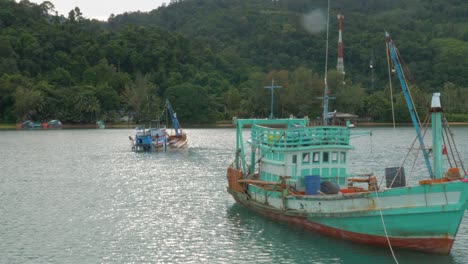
167, 133, 188, 150
227, 180, 468, 254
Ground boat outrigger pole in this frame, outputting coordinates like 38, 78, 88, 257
166, 99, 180, 137
386, 32, 434, 178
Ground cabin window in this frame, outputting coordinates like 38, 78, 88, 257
261, 172, 267, 181
340, 152, 346, 164
302, 153, 310, 164
323, 152, 329, 163
279, 153, 284, 161
313, 152, 320, 163
332, 152, 338, 163
273, 152, 279, 161
292, 155, 297, 164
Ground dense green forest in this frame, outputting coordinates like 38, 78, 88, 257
1, 0, 467, 124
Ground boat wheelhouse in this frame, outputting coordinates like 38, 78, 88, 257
247, 121, 353, 191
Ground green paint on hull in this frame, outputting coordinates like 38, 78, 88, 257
308, 206, 466, 238
246, 179, 468, 240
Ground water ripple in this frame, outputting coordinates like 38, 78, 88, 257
0, 128, 467, 263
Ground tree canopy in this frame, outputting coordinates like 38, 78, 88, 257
0, 0, 467, 124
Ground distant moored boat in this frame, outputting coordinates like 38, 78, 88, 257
96, 120, 105, 129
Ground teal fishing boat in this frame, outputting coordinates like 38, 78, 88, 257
19, 120, 41, 129
96, 120, 105, 129
45, 119, 62, 128
226, 33, 468, 255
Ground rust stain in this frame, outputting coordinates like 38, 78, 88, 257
368, 198, 376, 210
237, 195, 455, 254
227, 167, 244, 192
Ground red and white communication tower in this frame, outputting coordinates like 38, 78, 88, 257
337, 13, 345, 74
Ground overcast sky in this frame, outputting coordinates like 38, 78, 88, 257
25, 0, 167, 21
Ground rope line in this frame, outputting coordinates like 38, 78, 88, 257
374, 190, 399, 264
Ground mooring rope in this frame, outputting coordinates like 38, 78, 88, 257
374, 190, 399, 264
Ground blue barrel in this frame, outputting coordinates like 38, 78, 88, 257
304, 175, 321, 195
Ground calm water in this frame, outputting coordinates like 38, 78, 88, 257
1, 127, 467, 264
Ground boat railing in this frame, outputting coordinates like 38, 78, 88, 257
135, 127, 166, 137
135, 129, 151, 137
251, 125, 350, 148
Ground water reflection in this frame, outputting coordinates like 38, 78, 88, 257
226, 204, 457, 264
0, 127, 466, 263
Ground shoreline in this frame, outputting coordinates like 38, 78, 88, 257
1, 122, 468, 130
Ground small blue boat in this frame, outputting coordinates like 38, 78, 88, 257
130, 99, 188, 152
131, 125, 167, 152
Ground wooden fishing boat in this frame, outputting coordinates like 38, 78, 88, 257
164, 99, 188, 150
131, 99, 187, 152
226, 33, 467, 255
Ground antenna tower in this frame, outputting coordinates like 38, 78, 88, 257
337, 13, 345, 74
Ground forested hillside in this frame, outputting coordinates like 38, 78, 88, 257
1, 0, 467, 124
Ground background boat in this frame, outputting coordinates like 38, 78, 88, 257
130, 99, 188, 152
96, 120, 106, 129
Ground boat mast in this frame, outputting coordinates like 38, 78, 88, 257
322, 0, 331, 125
166, 99, 180, 137
264, 79, 282, 119
385, 32, 434, 178
431, 93, 443, 179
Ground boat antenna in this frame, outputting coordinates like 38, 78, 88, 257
322, 0, 331, 125
385, 40, 396, 128
264, 78, 282, 119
